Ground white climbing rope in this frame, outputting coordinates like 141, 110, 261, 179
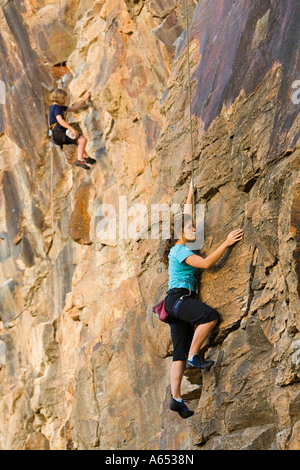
184, 0, 196, 224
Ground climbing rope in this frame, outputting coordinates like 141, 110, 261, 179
50, 148, 54, 239
184, 0, 196, 225
44, 0, 68, 450
58, 0, 64, 88
53, 1, 68, 450
49, 142, 68, 450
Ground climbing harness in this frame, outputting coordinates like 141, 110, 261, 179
184, 0, 196, 225
171, 285, 192, 318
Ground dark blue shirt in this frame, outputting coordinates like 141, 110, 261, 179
49, 104, 68, 128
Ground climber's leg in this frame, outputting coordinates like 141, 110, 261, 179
75, 136, 90, 170
168, 320, 194, 418
185, 320, 218, 371
77, 135, 88, 162
169, 361, 194, 419
173, 296, 219, 370
188, 320, 218, 357
170, 360, 185, 399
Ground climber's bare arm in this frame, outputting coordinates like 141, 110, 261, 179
66, 91, 91, 112
56, 114, 74, 131
56, 115, 79, 139
185, 229, 244, 269
184, 180, 195, 218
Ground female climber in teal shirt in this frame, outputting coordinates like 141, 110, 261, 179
163, 181, 243, 418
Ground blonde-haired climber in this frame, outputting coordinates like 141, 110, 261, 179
49, 88, 96, 170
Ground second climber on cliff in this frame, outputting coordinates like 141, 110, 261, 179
49, 88, 96, 170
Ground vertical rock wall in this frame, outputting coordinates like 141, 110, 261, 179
0, 0, 299, 450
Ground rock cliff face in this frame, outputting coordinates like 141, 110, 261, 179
0, 0, 299, 450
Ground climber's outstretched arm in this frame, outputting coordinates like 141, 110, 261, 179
66, 91, 91, 112
184, 179, 195, 218
185, 229, 243, 269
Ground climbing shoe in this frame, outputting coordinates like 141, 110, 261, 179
186, 354, 214, 371
75, 160, 90, 170
170, 397, 194, 419
84, 156, 97, 165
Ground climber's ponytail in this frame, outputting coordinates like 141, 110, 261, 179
162, 213, 192, 266
162, 236, 176, 267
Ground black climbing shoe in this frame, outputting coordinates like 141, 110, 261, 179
84, 156, 97, 165
170, 398, 194, 419
186, 354, 214, 371
75, 160, 90, 170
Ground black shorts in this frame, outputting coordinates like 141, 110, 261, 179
165, 288, 220, 361
52, 126, 79, 146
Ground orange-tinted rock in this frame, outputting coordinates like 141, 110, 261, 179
69, 181, 92, 245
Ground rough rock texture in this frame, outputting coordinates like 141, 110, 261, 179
0, 0, 299, 450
